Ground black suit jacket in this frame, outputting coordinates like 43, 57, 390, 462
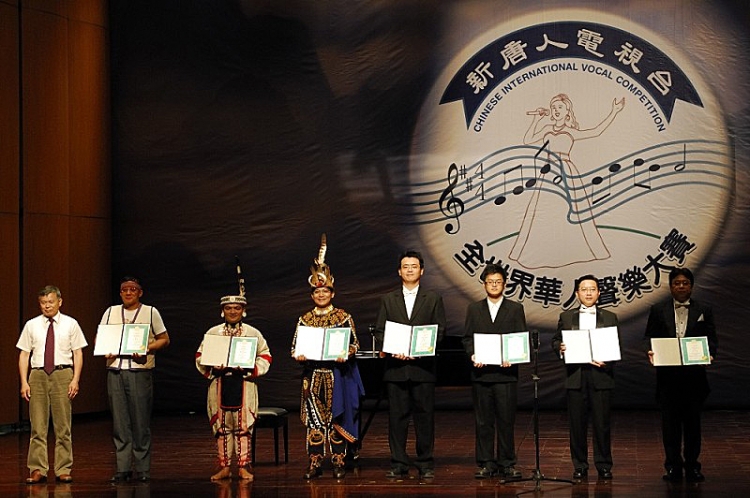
374, 287, 446, 382
462, 298, 526, 383
552, 308, 618, 390
644, 298, 717, 399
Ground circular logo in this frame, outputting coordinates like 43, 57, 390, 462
408, 11, 732, 327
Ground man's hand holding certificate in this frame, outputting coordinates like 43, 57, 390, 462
561, 327, 621, 365
381, 321, 438, 358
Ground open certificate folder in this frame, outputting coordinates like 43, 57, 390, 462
473, 332, 530, 365
200, 335, 258, 368
382, 321, 438, 357
562, 327, 621, 364
651, 337, 711, 366
94, 323, 149, 356
293, 326, 352, 361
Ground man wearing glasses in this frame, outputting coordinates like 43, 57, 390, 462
462, 264, 526, 480
552, 275, 618, 481
100, 276, 171, 482
644, 268, 717, 483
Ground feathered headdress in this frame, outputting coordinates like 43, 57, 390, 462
220, 256, 247, 306
308, 234, 334, 289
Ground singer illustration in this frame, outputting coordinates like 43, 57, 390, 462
509, 93, 625, 269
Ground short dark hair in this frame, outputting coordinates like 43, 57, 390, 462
120, 275, 142, 287
398, 250, 424, 269
669, 267, 694, 286
480, 264, 507, 282
38, 285, 61, 299
575, 274, 599, 291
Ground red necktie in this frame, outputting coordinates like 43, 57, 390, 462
44, 318, 55, 375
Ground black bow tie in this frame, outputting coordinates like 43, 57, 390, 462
675, 303, 690, 309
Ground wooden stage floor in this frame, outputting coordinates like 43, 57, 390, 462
1, 408, 749, 497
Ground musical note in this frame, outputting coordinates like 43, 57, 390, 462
592, 163, 622, 204
438, 163, 464, 234
493, 164, 524, 205
674, 143, 687, 172
633, 158, 661, 189
494, 141, 551, 205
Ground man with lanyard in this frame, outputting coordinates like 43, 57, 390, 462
17, 285, 87, 484
101, 276, 170, 482
552, 274, 618, 481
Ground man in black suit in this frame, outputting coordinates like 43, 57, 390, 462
552, 275, 618, 481
374, 250, 446, 479
462, 264, 526, 480
644, 267, 717, 483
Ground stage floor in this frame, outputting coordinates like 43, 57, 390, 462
1, 408, 749, 497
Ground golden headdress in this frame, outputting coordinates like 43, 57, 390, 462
308, 233, 334, 289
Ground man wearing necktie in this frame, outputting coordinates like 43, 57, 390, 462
374, 250, 446, 479
552, 275, 618, 481
644, 268, 717, 483
17, 285, 88, 484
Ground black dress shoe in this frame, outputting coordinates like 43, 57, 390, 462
662, 468, 682, 482
303, 466, 322, 479
685, 468, 705, 482
503, 467, 523, 479
332, 466, 346, 479
573, 468, 588, 479
110, 471, 132, 483
597, 469, 613, 480
385, 468, 408, 478
135, 472, 150, 482
474, 466, 498, 479
419, 469, 435, 479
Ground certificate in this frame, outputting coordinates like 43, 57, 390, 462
562, 327, 621, 364
200, 334, 258, 368
650, 336, 711, 366
93, 323, 149, 356
121, 324, 149, 355
382, 321, 438, 357
293, 326, 352, 361
93, 324, 125, 356
473, 332, 530, 365
411, 325, 438, 357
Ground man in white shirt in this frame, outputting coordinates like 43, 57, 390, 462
101, 276, 170, 482
17, 285, 88, 484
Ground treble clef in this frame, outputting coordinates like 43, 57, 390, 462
438, 163, 464, 234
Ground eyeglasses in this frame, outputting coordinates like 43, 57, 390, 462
485, 280, 504, 285
120, 287, 141, 294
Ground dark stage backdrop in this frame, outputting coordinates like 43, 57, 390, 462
109, 0, 750, 414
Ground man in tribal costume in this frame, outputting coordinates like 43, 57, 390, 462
196, 288, 272, 482
292, 234, 365, 479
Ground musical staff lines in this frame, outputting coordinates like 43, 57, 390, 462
400, 139, 732, 233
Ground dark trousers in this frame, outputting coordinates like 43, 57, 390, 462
472, 381, 517, 470
107, 369, 154, 473
567, 370, 612, 472
659, 392, 705, 471
386, 380, 435, 472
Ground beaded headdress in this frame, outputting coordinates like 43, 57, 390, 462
220, 256, 247, 306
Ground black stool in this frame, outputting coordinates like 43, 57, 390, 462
251, 407, 289, 465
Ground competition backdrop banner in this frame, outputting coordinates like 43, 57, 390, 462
110, 0, 750, 411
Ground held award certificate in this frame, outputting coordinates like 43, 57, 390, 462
93, 323, 149, 356
200, 334, 259, 368
562, 327, 621, 364
293, 326, 352, 361
473, 332, 530, 365
382, 321, 438, 357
